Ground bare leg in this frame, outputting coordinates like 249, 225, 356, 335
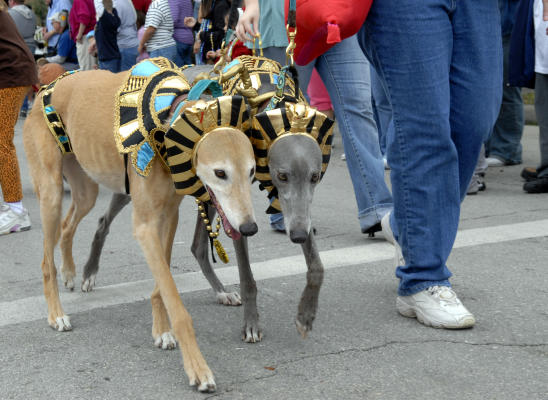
295, 232, 324, 338
233, 237, 262, 342
191, 206, 241, 305
81, 193, 131, 291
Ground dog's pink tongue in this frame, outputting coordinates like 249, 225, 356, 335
220, 213, 241, 241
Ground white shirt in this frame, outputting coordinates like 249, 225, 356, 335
534, 0, 548, 73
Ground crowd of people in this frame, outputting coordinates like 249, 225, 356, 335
1, 0, 548, 333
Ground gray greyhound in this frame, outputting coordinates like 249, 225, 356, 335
80, 63, 330, 342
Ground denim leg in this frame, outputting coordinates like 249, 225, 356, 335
486, 35, 524, 164
119, 47, 138, 71
314, 36, 393, 231
150, 46, 178, 63
99, 58, 121, 73
370, 65, 391, 156
535, 73, 548, 178
361, 0, 501, 295
175, 41, 193, 67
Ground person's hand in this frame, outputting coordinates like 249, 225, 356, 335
206, 50, 216, 60
544, 0, 548, 20
76, 34, 83, 44
88, 37, 97, 54
235, 0, 259, 42
138, 42, 145, 54
184, 16, 196, 28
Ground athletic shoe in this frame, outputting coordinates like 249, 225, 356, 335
381, 212, 404, 267
340, 153, 346, 161
383, 157, 390, 170
486, 156, 505, 167
0, 204, 31, 235
397, 285, 475, 329
270, 219, 286, 233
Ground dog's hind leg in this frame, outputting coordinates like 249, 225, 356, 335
191, 207, 241, 306
295, 233, 324, 338
233, 237, 262, 343
81, 193, 131, 292
59, 156, 99, 291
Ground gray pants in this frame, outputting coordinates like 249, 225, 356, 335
535, 73, 548, 178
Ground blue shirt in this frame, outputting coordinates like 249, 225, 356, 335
57, 29, 78, 63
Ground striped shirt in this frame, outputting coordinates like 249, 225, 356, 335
144, 0, 176, 51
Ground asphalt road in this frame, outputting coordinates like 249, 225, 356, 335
1, 120, 547, 400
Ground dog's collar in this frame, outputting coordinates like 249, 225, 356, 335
251, 102, 334, 214
164, 95, 251, 203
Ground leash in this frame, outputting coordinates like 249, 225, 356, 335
264, 0, 298, 112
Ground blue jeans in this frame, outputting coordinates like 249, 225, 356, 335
370, 65, 392, 157
360, 0, 502, 295
174, 41, 193, 67
486, 35, 524, 165
296, 35, 393, 232
99, 58, 121, 73
149, 45, 178, 62
120, 46, 138, 71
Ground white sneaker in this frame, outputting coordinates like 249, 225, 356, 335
0, 204, 31, 235
340, 153, 346, 161
397, 286, 475, 329
486, 157, 505, 167
381, 211, 404, 267
383, 157, 390, 170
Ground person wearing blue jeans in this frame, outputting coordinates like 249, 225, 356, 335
486, 0, 524, 167
370, 64, 393, 167
294, 36, 394, 235
360, 0, 502, 328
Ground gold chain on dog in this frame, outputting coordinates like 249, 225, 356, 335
196, 199, 229, 263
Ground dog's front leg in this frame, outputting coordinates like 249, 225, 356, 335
233, 237, 262, 343
191, 207, 241, 306
296, 232, 324, 338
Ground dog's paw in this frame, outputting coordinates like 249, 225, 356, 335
216, 291, 242, 306
49, 314, 72, 332
242, 322, 263, 343
295, 317, 312, 339
189, 370, 216, 393
81, 274, 96, 292
154, 332, 177, 350
61, 268, 75, 291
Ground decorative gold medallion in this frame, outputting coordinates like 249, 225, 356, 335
213, 239, 229, 264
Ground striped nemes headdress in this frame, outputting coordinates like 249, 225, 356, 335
164, 95, 251, 202
219, 55, 306, 110
252, 102, 334, 214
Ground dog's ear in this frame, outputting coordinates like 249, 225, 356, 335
163, 95, 251, 201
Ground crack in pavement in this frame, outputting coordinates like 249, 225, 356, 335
204, 339, 548, 398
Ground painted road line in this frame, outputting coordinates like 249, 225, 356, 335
1, 219, 547, 327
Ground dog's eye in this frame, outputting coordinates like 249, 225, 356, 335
277, 172, 288, 182
249, 167, 255, 178
214, 169, 226, 179
311, 173, 320, 183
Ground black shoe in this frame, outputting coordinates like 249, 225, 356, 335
523, 176, 548, 193
362, 222, 381, 237
19, 109, 27, 118
521, 167, 538, 182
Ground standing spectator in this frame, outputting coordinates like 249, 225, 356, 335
168, 0, 194, 66
43, 0, 72, 51
8, 0, 37, 55
486, 0, 525, 167
138, 0, 177, 60
136, 10, 149, 61
69, 0, 97, 70
524, 0, 548, 193
95, 0, 140, 71
131, 0, 150, 14
95, 0, 121, 72
0, 4, 38, 234
360, 0, 502, 328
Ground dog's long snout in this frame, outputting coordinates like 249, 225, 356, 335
289, 229, 308, 243
239, 222, 258, 236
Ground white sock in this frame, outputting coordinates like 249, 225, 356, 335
7, 201, 24, 214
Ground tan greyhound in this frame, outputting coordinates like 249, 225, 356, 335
22, 65, 258, 393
